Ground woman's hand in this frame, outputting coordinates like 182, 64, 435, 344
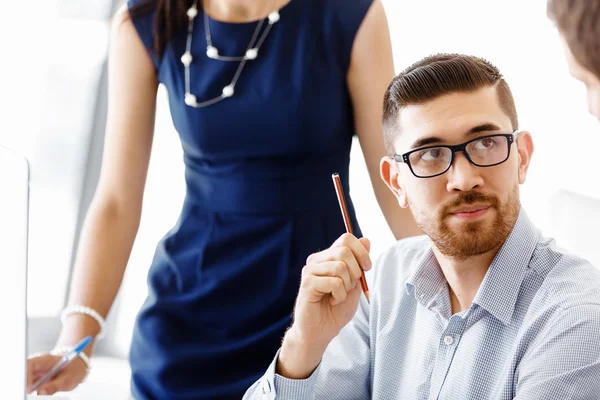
27, 352, 88, 395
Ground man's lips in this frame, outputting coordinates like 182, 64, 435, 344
450, 204, 491, 214
447, 204, 492, 220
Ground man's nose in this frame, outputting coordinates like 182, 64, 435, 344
446, 152, 484, 192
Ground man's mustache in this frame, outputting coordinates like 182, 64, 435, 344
442, 191, 499, 215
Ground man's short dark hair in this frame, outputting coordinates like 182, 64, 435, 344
382, 54, 518, 156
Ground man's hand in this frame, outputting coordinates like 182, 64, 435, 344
277, 233, 372, 379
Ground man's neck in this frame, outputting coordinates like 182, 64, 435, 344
432, 246, 501, 315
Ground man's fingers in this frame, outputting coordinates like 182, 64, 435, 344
358, 237, 371, 253
333, 247, 364, 282
306, 245, 365, 282
331, 233, 372, 271
306, 234, 372, 274
302, 275, 348, 304
303, 261, 353, 292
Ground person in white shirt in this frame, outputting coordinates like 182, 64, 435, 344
547, 0, 600, 120
244, 53, 600, 399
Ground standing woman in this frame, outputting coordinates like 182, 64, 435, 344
27, 0, 420, 398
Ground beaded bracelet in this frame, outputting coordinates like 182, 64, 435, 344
50, 346, 91, 370
60, 305, 106, 340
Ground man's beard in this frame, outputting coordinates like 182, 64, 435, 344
411, 186, 520, 261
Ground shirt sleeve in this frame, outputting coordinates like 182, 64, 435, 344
514, 304, 600, 399
243, 296, 372, 399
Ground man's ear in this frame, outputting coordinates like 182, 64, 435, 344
515, 131, 534, 184
380, 156, 409, 208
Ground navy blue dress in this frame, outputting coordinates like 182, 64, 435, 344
127, 0, 371, 398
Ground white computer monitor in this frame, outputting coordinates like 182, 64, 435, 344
0, 145, 29, 399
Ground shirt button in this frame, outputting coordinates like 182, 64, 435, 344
444, 335, 454, 345
262, 379, 275, 400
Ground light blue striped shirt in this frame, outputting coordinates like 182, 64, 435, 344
244, 209, 600, 399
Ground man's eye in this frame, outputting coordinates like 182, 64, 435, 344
474, 138, 496, 150
419, 148, 443, 161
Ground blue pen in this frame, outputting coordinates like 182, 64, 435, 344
31, 335, 93, 393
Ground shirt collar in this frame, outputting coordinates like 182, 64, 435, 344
405, 249, 445, 309
472, 208, 540, 325
405, 207, 540, 325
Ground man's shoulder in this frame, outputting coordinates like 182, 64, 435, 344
514, 247, 600, 397
533, 238, 600, 306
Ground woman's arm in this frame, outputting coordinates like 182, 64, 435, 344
347, 0, 421, 240
56, 5, 159, 355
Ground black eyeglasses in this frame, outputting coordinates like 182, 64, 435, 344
393, 131, 519, 178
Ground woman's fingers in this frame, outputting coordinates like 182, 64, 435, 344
27, 354, 61, 392
27, 353, 87, 395
35, 365, 84, 395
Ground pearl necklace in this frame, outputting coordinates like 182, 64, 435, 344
182, 1, 280, 108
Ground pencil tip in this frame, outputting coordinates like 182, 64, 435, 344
364, 290, 370, 303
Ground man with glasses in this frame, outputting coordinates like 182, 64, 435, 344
243, 53, 600, 399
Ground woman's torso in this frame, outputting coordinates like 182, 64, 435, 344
127, 0, 372, 398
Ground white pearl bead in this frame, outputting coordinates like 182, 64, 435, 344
180, 51, 193, 66
268, 11, 280, 24
187, 7, 198, 19
206, 46, 219, 59
245, 48, 258, 60
222, 85, 235, 98
185, 93, 197, 106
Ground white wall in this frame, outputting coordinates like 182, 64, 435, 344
2, 0, 599, 356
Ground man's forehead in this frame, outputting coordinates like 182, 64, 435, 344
394, 88, 513, 149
